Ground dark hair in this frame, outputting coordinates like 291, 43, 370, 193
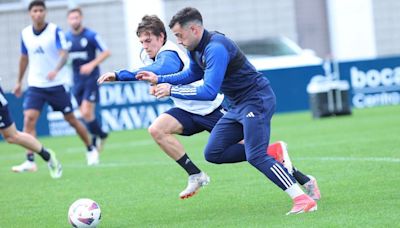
67, 7, 83, 16
136, 15, 167, 43
28, 0, 46, 11
169, 7, 203, 29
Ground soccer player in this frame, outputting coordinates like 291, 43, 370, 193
0, 85, 62, 178
66, 8, 110, 151
12, 0, 99, 171
98, 15, 321, 201
98, 15, 220, 199
137, 7, 317, 214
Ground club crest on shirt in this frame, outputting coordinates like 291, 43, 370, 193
80, 38, 88, 48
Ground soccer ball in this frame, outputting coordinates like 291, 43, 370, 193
68, 198, 101, 228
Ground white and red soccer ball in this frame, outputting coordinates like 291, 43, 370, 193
68, 198, 101, 228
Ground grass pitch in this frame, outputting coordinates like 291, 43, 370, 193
0, 105, 399, 227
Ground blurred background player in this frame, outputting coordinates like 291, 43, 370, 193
1, 85, 62, 179
98, 15, 320, 201
12, 0, 99, 171
137, 7, 317, 214
66, 8, 110, 152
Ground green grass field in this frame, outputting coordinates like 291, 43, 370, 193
1, 105, 399, 227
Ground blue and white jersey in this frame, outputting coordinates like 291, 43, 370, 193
158, 30, 270, 106
21, 23, 69, 88
116, 40, 224, 116
66, 28, 108, 80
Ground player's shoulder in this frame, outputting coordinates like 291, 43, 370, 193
47, 22, 61, 32
82, 28, 98, 38
21, 25, 32, 36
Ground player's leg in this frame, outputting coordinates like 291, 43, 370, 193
241, 87, 316, 214
11, 86, 45, 172
79, 81, 108, 151
49, 85, 98, 165
148, 108, 208, 199
267, 141, 321, 200
204, 112, 246, 164
0, 88, 61, 178
63, 112, 99, 165
2, 124, 62, 178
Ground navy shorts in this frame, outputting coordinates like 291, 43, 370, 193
0, 87, 13, 129
23, 85, 73, 114
72, 77, 99, 105
165, 106, 225, 136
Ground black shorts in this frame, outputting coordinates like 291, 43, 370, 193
165, 106, 225, 136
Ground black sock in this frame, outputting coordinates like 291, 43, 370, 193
92, 136, 97, 147
87, 145, 95, 152
292, 167, 311, 185
176, 153, 201, 175
27, 153, 35, 162
37, 147, 50, 162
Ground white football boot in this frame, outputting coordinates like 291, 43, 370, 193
47, 149, 62, 179
11, 160, 38, 173
86, 147, 100, 166
179, 172, 210, 199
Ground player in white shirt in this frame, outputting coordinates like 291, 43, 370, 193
12, 1, 99, 173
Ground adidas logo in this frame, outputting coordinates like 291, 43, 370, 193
246, 112, 255, 118
185, 159, 191, 165
34, 46, 45, 54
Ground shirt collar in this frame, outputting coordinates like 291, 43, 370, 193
193, 29, 209, 52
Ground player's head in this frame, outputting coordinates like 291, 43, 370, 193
169, 7, 203, 51
28, 0, 46, 25
136, 15, 167, 59
67, 8, 83, 32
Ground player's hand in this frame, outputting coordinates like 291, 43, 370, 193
47, 71, 57, 80
98, 72, 116, 84
80, 63, 95, 75
136, 71, 158, 84
154, 83, 171, 99
149, 85, 156, 96
13, 82, 23, 98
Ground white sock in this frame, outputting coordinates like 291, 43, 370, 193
285, 184, 304, 199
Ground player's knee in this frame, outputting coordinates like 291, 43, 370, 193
3, 132, 18, 144
24, 114, 36, 125
80, 110, 93, 121
204, 148, 223, 164
204, 153, 223, 164
148, 124, 163, 140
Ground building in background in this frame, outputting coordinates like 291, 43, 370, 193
0, 0, 399, 91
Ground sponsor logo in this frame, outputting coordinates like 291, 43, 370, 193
350, 66, 400, 108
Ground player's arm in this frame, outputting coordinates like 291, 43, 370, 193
13, 37, 29, 97
48, 28, 69, 80
98, 51, 182, 83
165, 43, 228, 100
80, 34, 111, 75
136, 55, 204, 85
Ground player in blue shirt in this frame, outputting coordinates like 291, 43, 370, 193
66, 8, 111, 155
137, 7, 318, 214
0, 85, 62, 178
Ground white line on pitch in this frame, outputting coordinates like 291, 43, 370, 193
60, 156, 400, 169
